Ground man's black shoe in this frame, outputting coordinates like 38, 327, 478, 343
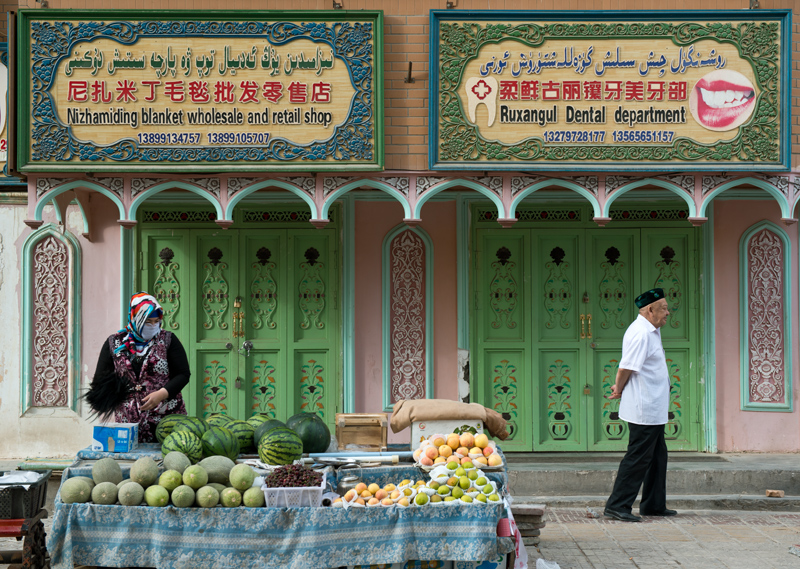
640, 508, 678, 516
604, 508, 642, 522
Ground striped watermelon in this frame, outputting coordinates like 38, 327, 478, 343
161, 431, 203, 464
207, 414, 236, 430
255, 419, 286, 445
258, 427, 303, 466
173, 417, 210, 440
201, 427, 240, 460
247, 414, 274, 429
155, 414, 189, 444
227, 420, 255, 452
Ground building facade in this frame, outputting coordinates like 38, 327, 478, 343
0, 0, 798, 458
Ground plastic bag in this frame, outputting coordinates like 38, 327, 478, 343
536, 559, 561, 569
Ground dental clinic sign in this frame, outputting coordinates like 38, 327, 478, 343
18, 10, 383, 172
429, 11, 790, 171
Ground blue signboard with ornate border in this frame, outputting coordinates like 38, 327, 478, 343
429, 10, 791, 171
18, 10, 383, 172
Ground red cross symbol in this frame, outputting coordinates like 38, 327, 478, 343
471, 79, 492, 100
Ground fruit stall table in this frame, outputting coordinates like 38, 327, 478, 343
47, 460, 514, 569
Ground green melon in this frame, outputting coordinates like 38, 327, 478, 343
258, 427, 303, 466
61, 478, 92, 504
287, 412, 331, 454
92, 457, 123, 485
196, 486, 220, 508
201, 427, 240, 460
117, 478, 134, 490
158, 470, 183, 493
254, 419, 286, 445
182, 465, 208, 490
173, 417, 210, 440
163, 451, 191, 474
155, 414, 190, 443
243, 487, 265, 508
130, 457, 159, 488
162, 431, 203, 464
220, 487, 242, 507
91, 482, 118, 505
118, 482, 145, 506
209, 483, 227, 494
171, 485, 196, 508
207, 413, 236, 429
247, 414, 275, 429
144, 485, 169, 507
229, 464, 256, 492
72, 476, 95, 491
227, 420, 255, 452
198, 456, 235, 485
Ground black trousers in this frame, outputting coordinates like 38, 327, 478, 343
605, 422, 668, 514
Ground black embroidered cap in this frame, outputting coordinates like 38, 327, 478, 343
635, 288, 665, 309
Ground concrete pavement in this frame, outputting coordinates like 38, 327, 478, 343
530, 508, 800, 569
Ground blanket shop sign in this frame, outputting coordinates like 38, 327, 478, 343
18, 10, 383, 172
429, 10, 790, 171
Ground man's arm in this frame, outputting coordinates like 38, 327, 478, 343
608, 368, 634, 400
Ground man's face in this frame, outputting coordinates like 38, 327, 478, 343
648, 298, 670, 328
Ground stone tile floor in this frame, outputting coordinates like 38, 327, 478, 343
530, 508, 800, 569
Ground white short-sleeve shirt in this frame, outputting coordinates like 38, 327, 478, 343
617, 314, 670, 425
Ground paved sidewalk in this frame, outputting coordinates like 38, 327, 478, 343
530, 508, 800, 569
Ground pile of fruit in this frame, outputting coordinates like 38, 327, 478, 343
156, 411, 331, 467
264, 464, 324, 488
412, 432, 503, 468
332, 462, 502, 508
59, 453, 264, 508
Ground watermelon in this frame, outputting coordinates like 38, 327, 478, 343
201, 426, 240, 460
247, 414, 274, 429
207, 414, 236, 429
155, 414, 190, 443
288, 412, 331, 454
162, 431, 203, 464
255, 419, 286, 445
173, 417, 210, 440
227, 420, 255, 452
258, 427, 303, 466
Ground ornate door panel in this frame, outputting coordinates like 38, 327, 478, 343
474, 229, 530, 451
240, 233, 285, 421
533, 231, 586, 451
585, 230, 640, 451
187, 231, 240, 418
141, 232, 189, 334
641, 230, 698, 450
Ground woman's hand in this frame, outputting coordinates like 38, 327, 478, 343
141, 388, 169, 411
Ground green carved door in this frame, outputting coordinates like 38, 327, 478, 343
474, 222, 699, 452
140, 222, 340, 430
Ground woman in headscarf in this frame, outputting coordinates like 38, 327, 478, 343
86, 292, 190, 442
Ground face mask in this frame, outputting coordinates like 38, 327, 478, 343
141, 323, 161, 341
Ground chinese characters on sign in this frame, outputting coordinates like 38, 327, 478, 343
431, 12, 789, 170
21, 13, 383, 171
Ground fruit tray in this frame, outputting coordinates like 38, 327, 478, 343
261, 473, 327, 508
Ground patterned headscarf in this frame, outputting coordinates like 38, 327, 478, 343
115, 292, 164, 357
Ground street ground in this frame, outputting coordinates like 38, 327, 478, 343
530, 508, 800, 569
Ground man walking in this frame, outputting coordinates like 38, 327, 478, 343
604, 288, 677, 523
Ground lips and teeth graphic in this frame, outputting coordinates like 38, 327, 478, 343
699, 87, 754, 109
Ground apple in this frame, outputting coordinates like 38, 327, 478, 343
474, 433, 490, 449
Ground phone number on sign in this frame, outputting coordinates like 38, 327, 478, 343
613, 130, 675, 143
136, 133, 272, 145
543, 131, 606, 143
137, 133, 202, 145
207, 133, 271, 145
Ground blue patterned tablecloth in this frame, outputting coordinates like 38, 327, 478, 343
48, 468, 513, 569
76, 442, 164, 461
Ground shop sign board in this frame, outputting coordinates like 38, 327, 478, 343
18, 10, 383, 172
429, 10, 791, 171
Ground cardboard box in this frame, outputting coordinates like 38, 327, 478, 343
91, 423, 139, 452
336, 413, 388, 451
411, 419, 484, 446
454, 555, 506, 569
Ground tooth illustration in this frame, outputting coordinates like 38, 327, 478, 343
465, 76, 498, 127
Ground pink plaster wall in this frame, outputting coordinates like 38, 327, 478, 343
714, 200, 800, 452
79, 194, 123, 390
353, 200, 459, 443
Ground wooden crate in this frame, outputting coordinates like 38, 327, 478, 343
335, 413, 388, 451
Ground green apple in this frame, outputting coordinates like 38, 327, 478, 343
437, 486, 451, 496
475, 476, 488, 486
446, 461, 459, 470
482, 484, 494, 495
455, 467, 467, 477
415, 492, 429, 506
459, 476, 470, 489
488, 493, 501, 502
476, 494, 488, 503
462, 461, 474, 469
